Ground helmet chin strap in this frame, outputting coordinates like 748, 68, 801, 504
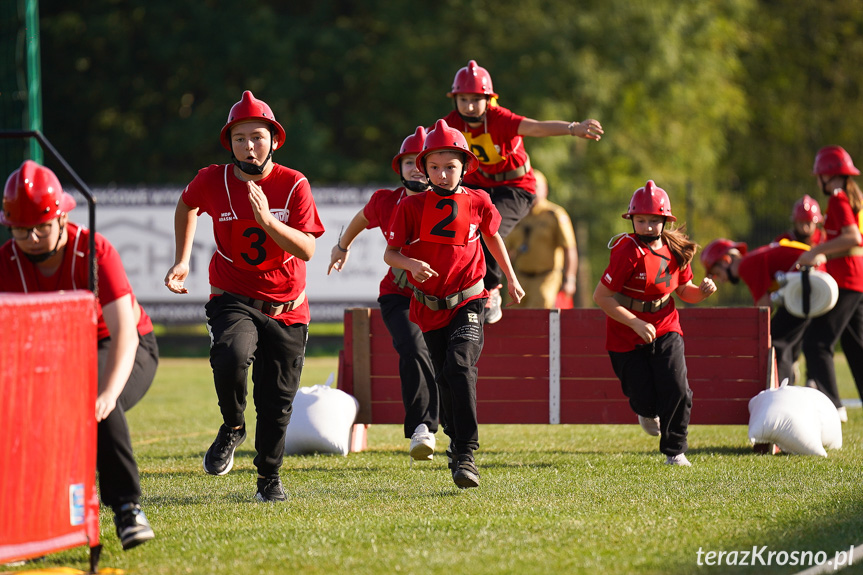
24, 222, 65, 263
430, 182, 459, 197
402, 179, 430, 193
232, 138, 275, 176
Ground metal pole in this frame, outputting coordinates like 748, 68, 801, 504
24, 0, 43, 164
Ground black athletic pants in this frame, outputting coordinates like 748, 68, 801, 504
770, 306, 810, 386
802, 288, 863, 407
422, 299, 486, 457
96, 331, 158, 509
608, 331, 692, 456
206, 294, 307, 477
478, 186, 535, 290
378, 293, 438, 438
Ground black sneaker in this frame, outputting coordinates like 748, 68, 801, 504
113, 503, 155, 551
446, 440, 456, 471
452, 454, 480, 489
255, 475, 287, 502
203, 424, 246, 476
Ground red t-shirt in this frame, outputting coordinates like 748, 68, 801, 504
363, 187, 414, 298
822, 189, 863, 292
599, 234, 693, 352
387, 187, 501, 331
0, 222, 153, 340
182, 163, 325, 324
443, 106, 537, 193
737, 242, 812, 303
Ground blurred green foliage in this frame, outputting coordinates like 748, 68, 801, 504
13, 0, 863, 304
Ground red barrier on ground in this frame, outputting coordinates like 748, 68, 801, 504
340, 307, 772, 427
0, 291, 100, 564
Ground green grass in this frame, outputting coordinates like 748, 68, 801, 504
7, 356, 863, 575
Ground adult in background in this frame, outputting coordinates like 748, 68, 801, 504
701, 238, 821, 387
164, 91, 324, 502
0, 161, 158, 550
774, 194, 825, 247
505, 169, 578, 308
328, 126, 438, 463
442, 60, 602, 323
795, 146, 863, 422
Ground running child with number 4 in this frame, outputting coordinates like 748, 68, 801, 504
593, 181, 716, 467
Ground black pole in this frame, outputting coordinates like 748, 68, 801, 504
0, 130, 97, 293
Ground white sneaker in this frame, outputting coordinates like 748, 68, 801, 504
638, 415, 660, 436
409, 424, 435, 461
665, 453, 691, 467
837, 406, 848, 423
485, 286, 503, 324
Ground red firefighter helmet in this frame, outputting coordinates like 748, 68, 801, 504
391, 126, 428, 175
1, 160, 76, 227
791, 194, 822, 223
812, 146, 860, 176
700, 239, 748, 272
414, 119, 479, 175
622, 180, 676, 221
219, 91, 287, 151
447, 60, 498, 98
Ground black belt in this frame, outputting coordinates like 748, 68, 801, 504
476, 157, 531, 182
211, 287, 305, 315
413, 280, 485, 311
613, 292, 672, 313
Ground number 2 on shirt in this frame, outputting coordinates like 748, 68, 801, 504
419, 193, 471, 245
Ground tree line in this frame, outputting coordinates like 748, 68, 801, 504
6, 0, 863, 304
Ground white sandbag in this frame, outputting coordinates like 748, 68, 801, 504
284, 379, 359, 456
748, 382, 842, 456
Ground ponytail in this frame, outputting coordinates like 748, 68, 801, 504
661, 222, 698, 268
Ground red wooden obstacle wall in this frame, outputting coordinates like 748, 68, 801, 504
0, 291, 100, 564
338, 307, 772, 425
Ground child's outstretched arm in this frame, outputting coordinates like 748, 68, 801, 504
676, 277, 718, 304
483, 231, 525, 305
593, 282, 657, 344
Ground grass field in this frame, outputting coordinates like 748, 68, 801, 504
5, 355, 863, 575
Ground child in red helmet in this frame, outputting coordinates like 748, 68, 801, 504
328, 127, 439, 463
385, 119, 525, 488
774, 194, 825, 246
1, 161, 159, 550
165, 91, 325, 502
795, 146, 863, 422
702, 238, 822, 387
443, 60, 603, 324
593, 181, 716, 466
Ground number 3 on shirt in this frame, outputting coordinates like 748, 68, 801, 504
419, 193, 471, 245
231, 219, 285, 271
